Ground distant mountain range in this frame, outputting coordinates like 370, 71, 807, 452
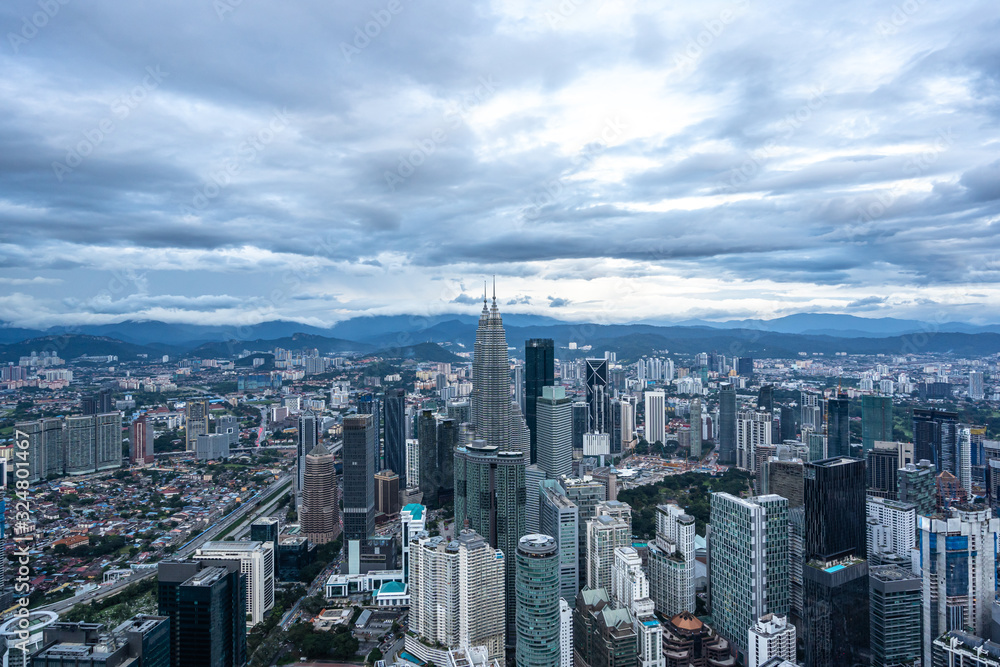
2, 312, 996, 348
3, 312, 998, 365
658, 313, 1000, 337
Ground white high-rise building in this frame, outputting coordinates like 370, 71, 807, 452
596, 500, 632, 536
800, 392, 820, 431
620, 397, 636, 448
586, 515, 630, 592
611, 547, 663, 667
405, 438, 420, 488
747, 614, 796, 667
648, 503, 695, 617
195, 541, 275, 625
611, 547, 648, 610
559, 597, 573, 667
644, 390, 666, 445
959, 427, 972, 497
400, 503, 426, 583
970, 371, 985, 400
919, 505, 1000, 665
632, 595, 663, 667
866, 496, 916, 563
737, 410, 772, 472
407, 529, 506, 665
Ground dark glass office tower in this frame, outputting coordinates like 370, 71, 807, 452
737, 357, 754, 377
437, 417, 457, 504
250, 517, 278, 546
802, 456, 870, 667
525, 339, 555, 464
757, 385, 774, 414
417, 410, 456, 507
804, 457, 866, 561
861, 395, 893, 451
913, 408, 958, 475
296, 412, 318, 497
866, 444, 899, 499
780, 405, 797, 442
869, 565, 921, 667
384, 388, 407, 486
826, 395, 850, 458
157, 561, 246, 667
357, 391, 381, 460
802, 559, 870, 667
343, 414, 376, 541
418, 409, 438, 504
572, 402, 589, 454
585, 358, 611, 434
718, 383, 737, 465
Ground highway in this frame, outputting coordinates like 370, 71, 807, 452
37, 473, 293, 615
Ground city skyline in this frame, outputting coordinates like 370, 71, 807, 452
0, 2, 998, 328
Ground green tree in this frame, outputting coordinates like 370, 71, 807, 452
367, 647, 383, 664
330, 632, 359, 661
301, 633, 335, 659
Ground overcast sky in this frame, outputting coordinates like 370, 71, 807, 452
1, 0, 998, 328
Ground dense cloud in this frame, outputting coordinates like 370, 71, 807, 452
0, 0, 998, 327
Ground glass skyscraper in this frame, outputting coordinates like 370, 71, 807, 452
869, 564, 921, 667
525, 338, 555, 463
861, 394, 893, 451
826, 395, 850, 458
384, 387, 407, 487
802, 456, 870, 667
516, 534, 561, 667
718, 383, 737, 465
157, 561, 246, 667
708, 492, 788, 659
343, 414, 376, 542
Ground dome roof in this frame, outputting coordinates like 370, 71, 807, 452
670, 611, 703, 631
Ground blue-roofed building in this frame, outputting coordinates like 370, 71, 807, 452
372, 580, 409, 607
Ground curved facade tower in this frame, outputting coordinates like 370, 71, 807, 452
471, 291, 513, 451
516, 534, 561, 667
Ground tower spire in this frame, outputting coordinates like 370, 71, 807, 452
492, 275, 496, 301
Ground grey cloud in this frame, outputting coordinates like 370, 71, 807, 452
846, 296, 889, 309
0, 0, 996, 324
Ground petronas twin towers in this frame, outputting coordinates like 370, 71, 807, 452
470, 287, 530, 456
